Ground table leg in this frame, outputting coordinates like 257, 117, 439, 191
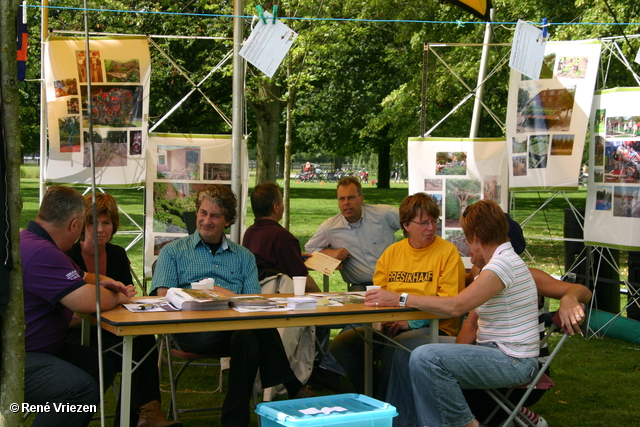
323, 274, 330, 292
429, 319, 439, 343
363, 324, 373, 396
120, 335, 133, 426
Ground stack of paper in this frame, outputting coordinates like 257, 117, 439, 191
287, 297, 318, 311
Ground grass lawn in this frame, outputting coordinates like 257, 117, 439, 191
16, 167, 640, 427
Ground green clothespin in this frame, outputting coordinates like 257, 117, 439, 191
456, 19, 465, 27
272, 5, 278, 24
256, 5, 267, 25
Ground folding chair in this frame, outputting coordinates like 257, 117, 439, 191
483, 311, 574, 427
160, 334, 259, 421
160, 335, 226, 420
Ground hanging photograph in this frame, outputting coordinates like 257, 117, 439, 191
105, 58, 141, 83
585, 87, 640, 251
435, 152, 467, 175
82, 130, 128, 167
144, 133, 249, 276
550, 134, 575, 155
80, 85, 144, 127
156, 145, 201, 180
408, 137, 508, 268
528, 134, 549, 168
507, 40, 601, 190
204, 163, 232, 181
58, 117, 81, 153
54, 78, 78, 97
130, 130, 142, 155
76, 50, 103, 83
595, 186, 612, 211
604, 140, 640, 184
44, 36, 150, 184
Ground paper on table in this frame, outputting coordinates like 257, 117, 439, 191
304, 251, 341, 275
124, 299, 178, 312
239, 11, 298, 78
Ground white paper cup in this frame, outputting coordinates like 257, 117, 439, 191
366, 285, 381, 291
293, 276, 306, 296
191, 282, 207, 290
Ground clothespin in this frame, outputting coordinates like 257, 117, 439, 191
272, 5, 278, 24
542, 18, 548, 39
256, 5, 267, 25
456, 20, 465, 27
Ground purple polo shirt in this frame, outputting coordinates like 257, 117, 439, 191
20, 221, 86, 354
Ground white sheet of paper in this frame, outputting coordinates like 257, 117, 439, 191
239, 11, 298, 78
635, 48, 640, 65
304, 251, 342, 275
509, 20, 547, 80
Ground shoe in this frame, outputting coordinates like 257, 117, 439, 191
534, 416, 548, 427
505, 415, 548, 427
137, 400, 183, 427
294, 385, 317, 399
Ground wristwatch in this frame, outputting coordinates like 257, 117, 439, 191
399, 293, 408, 307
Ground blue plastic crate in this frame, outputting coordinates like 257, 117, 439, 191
255, 393, 398, 427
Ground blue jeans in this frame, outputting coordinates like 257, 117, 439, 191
332, 326, 456, 399
387, 343, 539, 427
25, 342, 114, 427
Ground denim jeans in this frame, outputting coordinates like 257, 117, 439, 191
387, 342, 539, 427
332, 326, 456, 399
25, 342, 115, 427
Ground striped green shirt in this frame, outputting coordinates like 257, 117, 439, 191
151, 233, 260, 295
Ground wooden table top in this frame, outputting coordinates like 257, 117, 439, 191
88, 294, 440, 336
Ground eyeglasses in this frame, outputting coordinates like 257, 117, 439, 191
410, 219, 440, 227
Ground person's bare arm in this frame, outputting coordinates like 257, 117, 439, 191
456, 310, 478, 344
320, 247, 350, 262
83, 272, 132, 295
366, 269, 504, 319
60, 284, 132, 314
530, 268, 592, 336
305, 275, 321, 293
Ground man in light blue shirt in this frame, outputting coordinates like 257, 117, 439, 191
152, 185, 311, 427
305, 177, 401, 390
305, 176, 401, 290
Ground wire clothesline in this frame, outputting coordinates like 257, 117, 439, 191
27, 4, 640, 27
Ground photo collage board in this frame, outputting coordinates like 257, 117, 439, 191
407, 138, 509, 268
44, 36, 150, 185
584, 88, 640, 250
144, 133, 249, 276
506, 40, 602, 190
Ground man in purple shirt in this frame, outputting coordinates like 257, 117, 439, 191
242, 181, 318, 292
21, 185, 135, 426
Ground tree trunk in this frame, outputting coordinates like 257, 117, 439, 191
283, 64, 294, 230
376, 141, 391, 189
248, 80, 282, 185
0, 1, 27, 425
